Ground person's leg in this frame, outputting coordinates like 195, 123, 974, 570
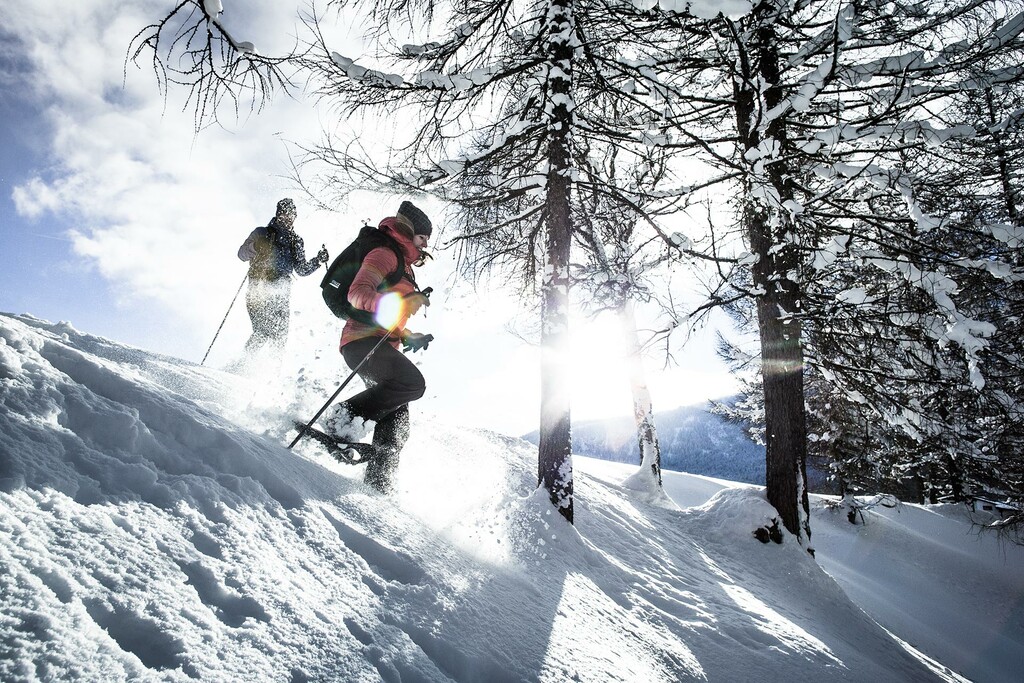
340, 338, 424, 493
363, 404, 410, 494
340, 339, 425, 422
257, 280, 291, 357
243, 283, 270, 354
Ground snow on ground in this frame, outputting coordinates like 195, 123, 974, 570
1, 311, 1022, 682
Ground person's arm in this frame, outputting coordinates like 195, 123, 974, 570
237, 228, 265, 261
291, 235, 328, 276
348, 248, 399, 315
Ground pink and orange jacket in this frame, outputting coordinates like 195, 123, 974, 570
340, 217, 422, 350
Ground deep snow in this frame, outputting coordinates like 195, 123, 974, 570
1, 312, 1021, 682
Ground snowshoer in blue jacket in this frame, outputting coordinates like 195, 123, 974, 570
237, 198, 328, 357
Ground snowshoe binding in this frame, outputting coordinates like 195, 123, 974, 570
291, 420, 375, 465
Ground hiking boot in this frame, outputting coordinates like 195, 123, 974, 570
324, 402, 372, 443
364, 449, 397, 495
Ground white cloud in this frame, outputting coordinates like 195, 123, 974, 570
8, 0, 328, 326
11, 177, 61, 218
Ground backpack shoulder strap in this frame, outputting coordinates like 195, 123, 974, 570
372, 228, 424, 293
382, 241, 406, 287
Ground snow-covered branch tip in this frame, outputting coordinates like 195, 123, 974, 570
129, 0, 298, 129
204, 0, 257, 54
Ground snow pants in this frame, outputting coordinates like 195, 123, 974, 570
244, 278, 291, 355
340, 336, 426, 493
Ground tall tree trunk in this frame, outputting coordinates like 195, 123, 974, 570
733, 7, 811, 543
620, 301, 662, 486
985, 88, 1020, 225
538, 0, 574, 523
752, 269, 810, 540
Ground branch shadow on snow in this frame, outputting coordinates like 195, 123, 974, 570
531, 467, 955, 682
371, 431, 712, 682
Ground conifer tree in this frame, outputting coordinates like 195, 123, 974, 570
645, 0, 1024, 544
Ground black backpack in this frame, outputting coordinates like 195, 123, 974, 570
321, 226, 406, 324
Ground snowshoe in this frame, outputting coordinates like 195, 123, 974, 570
291, 420, 375, 465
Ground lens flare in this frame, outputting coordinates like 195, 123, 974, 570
375, 292, 404, 329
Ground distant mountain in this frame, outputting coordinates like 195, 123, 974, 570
523, 402, 767, 485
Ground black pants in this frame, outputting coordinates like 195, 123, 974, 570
341, 337, 426, 492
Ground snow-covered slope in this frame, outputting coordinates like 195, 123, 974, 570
1, 312, 1021, 682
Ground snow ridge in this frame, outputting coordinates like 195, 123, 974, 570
2, 312, 1020, 682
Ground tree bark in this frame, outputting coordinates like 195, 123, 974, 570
753, 277, 810, 539
734, 8, 811, 542
985, 88, 1020, 226
538, 0, 574, 523
620, 301, 662, 486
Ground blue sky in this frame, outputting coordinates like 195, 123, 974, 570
0, 41, 110, 339
0, 0, 739, 437
0, 92, 174, 355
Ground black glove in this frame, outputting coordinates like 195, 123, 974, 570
317, 246, 329, 265
402, 332, 433, 353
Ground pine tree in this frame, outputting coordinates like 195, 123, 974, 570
646, 0, 1024, 544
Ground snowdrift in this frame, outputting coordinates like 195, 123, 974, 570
1, 312, 1020, 682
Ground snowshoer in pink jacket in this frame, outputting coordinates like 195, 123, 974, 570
326, 201, 433, 493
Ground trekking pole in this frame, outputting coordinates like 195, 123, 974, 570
289, 286, 431, 449
288, 322, 400, 449
200, 274, 247, 366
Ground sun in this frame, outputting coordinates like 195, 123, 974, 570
566, 311, 634, 421
566, 309, 740, 423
